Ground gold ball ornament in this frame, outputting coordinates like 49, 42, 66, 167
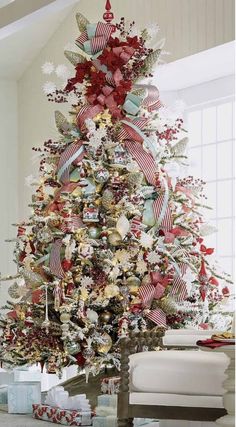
60, 312, 71, 323
97, 332, 112, 354
127, 276, 141, 296
108, 231, 122, 246
99, 311, 112, 324
104, 284, 120, 298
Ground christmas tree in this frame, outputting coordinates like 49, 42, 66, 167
0, 4, 232, 376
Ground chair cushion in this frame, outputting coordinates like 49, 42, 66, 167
129, 392, 223, 408
129, 350, 228, 396
163, 329, 221, 347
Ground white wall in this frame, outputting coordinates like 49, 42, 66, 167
0, 80, 18, 307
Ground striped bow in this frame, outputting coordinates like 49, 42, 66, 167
169, 263, 188, 302
57, 140, 85, 184
76, 22, 113, 55
139, 271, 173, 328
49, 239, 65, 279
60, 215, 85, 233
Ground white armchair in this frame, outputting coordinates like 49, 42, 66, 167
117, 330, 228, 427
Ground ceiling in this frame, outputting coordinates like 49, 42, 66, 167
0, 0, 79, 79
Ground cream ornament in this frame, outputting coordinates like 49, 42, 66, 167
116, 214, 130, 239
104, 284, 120, 298
86, 309, 98, 324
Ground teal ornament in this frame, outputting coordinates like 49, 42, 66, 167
88, 226, 101, 239
123, 93, 142, 116
143, 199, 155, 227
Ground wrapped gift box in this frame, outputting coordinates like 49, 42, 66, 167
97, 395, 117, 409
0, 385, 8, 404
33, 404, 93, 426
14, 369, 41, 382
8, 381, 41, 414
92, 416, 117, 427
101, 377, 120, 395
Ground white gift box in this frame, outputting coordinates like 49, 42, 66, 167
92, 416, 117, 427
0, 371, 14, 385
8, 381, 41, 414
97, 395, 117, 408
14, 369, 41, 382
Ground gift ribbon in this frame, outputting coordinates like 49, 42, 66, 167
76, 104, 104, 130
169, 263, 188, 301
76, 22, 113, 55
139, 273, 167, 327
134, 84, 163, 111
125, 137, 172, 231
49, 239, 65, 279
57, 141, 85, 184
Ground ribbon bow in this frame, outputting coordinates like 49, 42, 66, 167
139, 272, 169, 327
76, 22, 113, 55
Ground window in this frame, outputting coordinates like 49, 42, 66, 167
187, 96, 235, 280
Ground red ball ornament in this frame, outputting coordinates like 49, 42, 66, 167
62, 259, 73, 272
76, 352, 86, 367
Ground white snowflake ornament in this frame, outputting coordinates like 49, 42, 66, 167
147, 251, 161, 264
55, 64, 71, 80
80, 277, 94, 288
140, 231, 154, 249
41, 62, 54, 74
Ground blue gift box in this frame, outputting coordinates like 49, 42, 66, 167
92, 416, 117, 427
8, 381, 41, 414
97, 395, 117, 408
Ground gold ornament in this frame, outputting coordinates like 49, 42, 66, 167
102, 189, 114, 210
54, 111, 71, 134
99, 311, 112, 324
97, 332, 112, 354
104, 284, 120, 298
60, 312, 71, 323
64, 50, 86, 66
108, 231, 122, 246
127, 276, 141, 296
127, 172, 144, 188
8, 282, 22, 299
76, 13, 89, 33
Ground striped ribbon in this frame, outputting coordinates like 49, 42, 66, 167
60, 215, 85, 233
170, 263, 188, 302
146, 308, 167, 328
76, 104, 104, 130
134, 84, 163, 111
57, 141, 85, 184
153, 177, 173, 231
49, 239, 65, 279
76, 22, 113, 55
139, 272, 168, 327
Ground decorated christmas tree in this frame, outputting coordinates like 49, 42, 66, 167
0, 3, 232, 376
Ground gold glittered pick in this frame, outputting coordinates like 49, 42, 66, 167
76, 13, 90, 33
54, 111, 70, 134
64, 50, 86, 66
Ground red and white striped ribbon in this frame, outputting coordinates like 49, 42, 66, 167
118, 118, 148, 142
49, 239, 65, 279
60, 215, 85, 233
76, 104, 104, 130
76, 22, 113, 55
134, 84, 163, 111
153, 195, 173, 231
57, 141, 84, 184
170, 263, 188, 302
125, 140, 157, 186
146, 308, 167, 327
130, 216, 143, 238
